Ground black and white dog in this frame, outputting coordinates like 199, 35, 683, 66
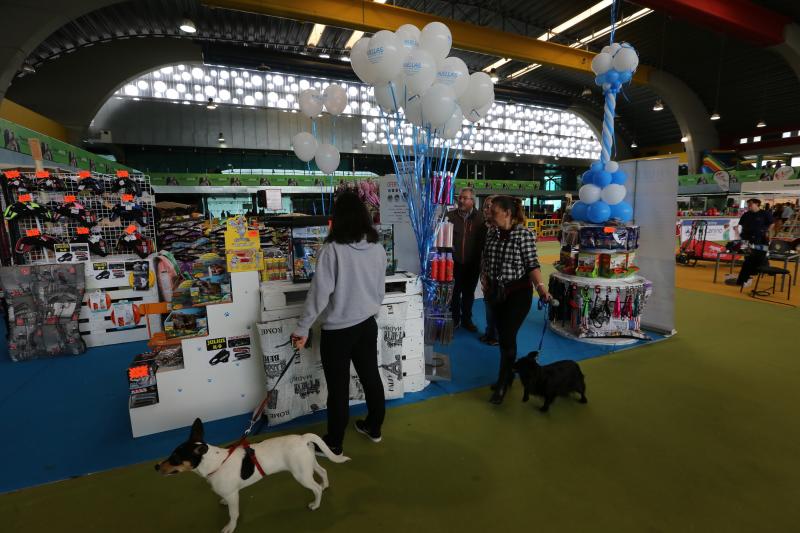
156, 419, 349, 533
513, 352, 588, 412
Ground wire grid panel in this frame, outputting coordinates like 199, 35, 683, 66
3, 171, 157, 264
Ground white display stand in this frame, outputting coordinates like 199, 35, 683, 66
129, 270, 263, 438
548, 271, 651, 346
129, 271, 427, 438
259, 273, 427, 393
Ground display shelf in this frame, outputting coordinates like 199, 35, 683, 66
551, 271, 648, 287
547, 321, 638, 347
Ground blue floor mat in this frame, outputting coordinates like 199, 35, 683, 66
0, 299, 659, 494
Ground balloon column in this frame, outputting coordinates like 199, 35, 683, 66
571, 42, 639, 224
349, 22, 494, 284
291, 84, 348, 213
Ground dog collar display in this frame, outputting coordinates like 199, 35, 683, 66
110, 177, 142, 197
116, 231, 153, 259
76, 177, 105, 194
15, 234, 60, 254
55, 202, 97, 227
4, 201, 52, 222
109, 202, 149, 226
71, 233, 108, 257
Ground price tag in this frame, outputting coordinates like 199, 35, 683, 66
125, 224, 137, 234
4, 170, 20, 179
19, 194, 32, 203
76, 227, 90, 235
64, 195, 77, 203
26, 229, 41, 237
35, 171, 50, 179
128, 365, 150, 380
116, 170, 129, 178
78, 171, 91, 178
121, 194, 134, 202
247, 230, 259, 237
603, 227, 615, 234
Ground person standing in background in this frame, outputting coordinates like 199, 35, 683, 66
292, 192, 387, 456
479, 195, 498, 346
446, 187, 486, 332
482, 196, 550, 405
726, 198, 774, 287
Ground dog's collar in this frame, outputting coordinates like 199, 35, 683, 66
206, 437, 266, 478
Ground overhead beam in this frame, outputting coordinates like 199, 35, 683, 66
634, 0, 791, 47
204, 0, 651, 83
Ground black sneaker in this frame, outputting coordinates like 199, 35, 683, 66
313, 437, 343, 458
354, 420, 382, 443
462, 321, 478, 333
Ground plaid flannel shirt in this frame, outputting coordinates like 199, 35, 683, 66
482, 225, 540, 283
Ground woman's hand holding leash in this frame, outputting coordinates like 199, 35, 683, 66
291, 334, 307, 349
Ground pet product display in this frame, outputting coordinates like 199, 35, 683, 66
164, 307, 208, 339
128, 351, 159, 408
291, 225, 328, 282
0, 263, 87, 361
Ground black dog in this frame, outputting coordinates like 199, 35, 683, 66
513, 352, 587, 412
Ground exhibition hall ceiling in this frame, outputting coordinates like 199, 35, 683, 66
10, 0, 800, 148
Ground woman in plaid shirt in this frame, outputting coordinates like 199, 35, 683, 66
481, 196, 551, 405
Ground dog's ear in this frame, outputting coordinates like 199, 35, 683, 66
190, 418, 204, 442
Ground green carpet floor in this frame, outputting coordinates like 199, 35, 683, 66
4, 288, 800, 533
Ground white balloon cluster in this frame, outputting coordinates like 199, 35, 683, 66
291, 132, 340, 175
351, 22, 495, 138
590, 42, 639, 89
292, 83, 347, 174
573, 160, 633, 223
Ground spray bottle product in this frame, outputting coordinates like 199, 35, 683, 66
445, 252, 454, 282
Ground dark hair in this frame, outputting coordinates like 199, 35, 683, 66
747, 198, 761, 206
492, 195, 526, 226
326, 191, 379, 244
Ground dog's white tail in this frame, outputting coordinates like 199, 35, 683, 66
304, 434, 351, 463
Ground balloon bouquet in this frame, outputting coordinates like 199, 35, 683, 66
349, 21, 495, 284
291, 84, 348, 214
570, 42, 639, 224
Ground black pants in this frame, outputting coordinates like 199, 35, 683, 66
451, 261, 481, 324
737, 250, 768, 285
492, 287, 533, 365
320, 317, 385, 447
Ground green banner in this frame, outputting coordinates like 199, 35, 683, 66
679, 166, 798, 186
0, 118, 135, 174
150, 172, 540, 191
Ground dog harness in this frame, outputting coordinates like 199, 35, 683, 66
207, 437, 266, 478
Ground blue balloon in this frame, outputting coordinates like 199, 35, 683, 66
590, 161, 603, 171
570, 201, 588, 221
582, 170, 596, 185
605, 70, 619, 84
619, 71, 632, 83
611, 170, 627, 185
594, 75, 604, 86
609, 201, 633, 222
587, 200, 611, 224
595, 170, 612, 188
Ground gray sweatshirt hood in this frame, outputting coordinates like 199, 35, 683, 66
347, 239, 372, 251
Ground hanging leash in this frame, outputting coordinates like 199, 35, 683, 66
536, 297, 558, 353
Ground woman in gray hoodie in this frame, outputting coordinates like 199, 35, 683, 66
292, 192, 387, 456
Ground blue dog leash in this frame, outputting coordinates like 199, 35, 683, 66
536, 298, 559, 353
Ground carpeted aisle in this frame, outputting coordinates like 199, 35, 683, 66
3, 288, 799, 532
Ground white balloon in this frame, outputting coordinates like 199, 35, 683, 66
404, 95, 424, 126
422, 84, 456, 131
458, 72, 494, 116
579, 184, 602, 204
605, 161, 619, 173
374, 79, 403, 113
292, 132, 318, 162
601, 45, 612, 54
315, 143, 340, 175
367, 30, 404, 84
442, 105, 464, 139
350, 38, 375, 84
298, 88, 323, 118
402, 48, 437, 96
323, 84, 347, 116
419, 21, 452, 61
601, 184, 627, 205
591, 52, 613, 75
464, 99, 492, 123
395, 24, 421, 50
612, 44, 639, 72
609, 42, 622, 54
435, 56, 469, 98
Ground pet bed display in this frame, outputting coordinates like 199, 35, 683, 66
0, 263, 87, 361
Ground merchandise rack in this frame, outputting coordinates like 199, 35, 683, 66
1, 170, 157, 264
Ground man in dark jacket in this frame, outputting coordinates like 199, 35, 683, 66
726, 198, 774, 286
446, 187, 486, 332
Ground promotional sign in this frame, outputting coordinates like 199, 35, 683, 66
224, 216, 262, 273
678, 217, 741, 243
380, 174, 410, 224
